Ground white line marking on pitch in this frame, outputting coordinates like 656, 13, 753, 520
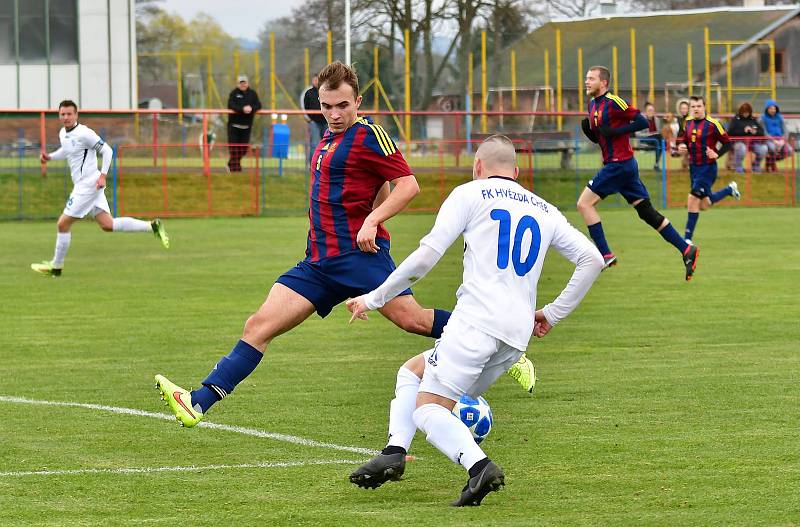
0, 395, 379, 456
0, 459, 362, 478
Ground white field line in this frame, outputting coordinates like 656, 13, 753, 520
0, 395, 379, 456
0, 459, 362, 478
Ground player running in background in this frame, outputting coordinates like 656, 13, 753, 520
677, 96, 739, 244
155, 62, 533, 429
346, 135, 604, 506
579, 66, 698, 281
32, 100, 169, 277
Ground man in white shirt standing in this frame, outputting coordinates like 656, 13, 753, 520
346, 135, 604, 506
32, 100, 170, 277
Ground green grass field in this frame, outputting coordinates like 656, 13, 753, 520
1, 208, 799, 526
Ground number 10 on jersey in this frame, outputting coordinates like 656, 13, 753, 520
490, 208, 541, 277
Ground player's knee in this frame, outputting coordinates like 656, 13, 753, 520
634, 199, 665, 230
100, 223, 113, 232
242, 312, 271, 348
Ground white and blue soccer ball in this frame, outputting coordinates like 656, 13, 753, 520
452, 395, 493, 444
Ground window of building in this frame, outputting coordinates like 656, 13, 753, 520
760, 50, 784, 74
0, 0, 77, 64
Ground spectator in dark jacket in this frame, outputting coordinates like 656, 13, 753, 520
728, 102, 766, 173
301, 75, 327, 164
760, 99, 793, 171
227, 74, 262, 172
635, 102, 663, 170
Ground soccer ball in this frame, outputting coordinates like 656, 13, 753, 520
452, 395, 493, 444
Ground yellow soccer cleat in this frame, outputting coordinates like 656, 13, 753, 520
155, 374, 203, 428
31, 260, 62, 277
151, 218, 170, 249
506, 354, 536, 393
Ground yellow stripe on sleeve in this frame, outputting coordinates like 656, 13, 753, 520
605, 93, 629, 111
707, 117, 726, 135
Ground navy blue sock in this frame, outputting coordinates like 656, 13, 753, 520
685, 212, 699, 239
430, 309, 451, 338
710, 186, 732, 204
658, 223, 689, 254
191, 339, 263, 413
587, 222, 612, 255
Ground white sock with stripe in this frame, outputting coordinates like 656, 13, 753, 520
112, 217, 152, 232
53, 232, 71, 267
385, 366, 421, 451
413, 403, 486, 470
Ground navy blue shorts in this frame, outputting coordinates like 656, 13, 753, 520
587, 158, 650, 203
689, 163, 717, 198
276, 238, 412, 318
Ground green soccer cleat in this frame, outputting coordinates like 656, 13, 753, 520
155, 374, 203, 428
151, 218, 170, 249
506, 354, 536, 393
31, 260, 62, 277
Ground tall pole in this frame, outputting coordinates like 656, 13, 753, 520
206, 50, 212, 108
726, 43, 732, 113
345, 0, 351, 65
630, 28, 637, 107
481, 30, 487, 133
510, 49, 516, 111
556, 28, 562, 131
704, 27, 711, 112
270, 32, 276, 109
544, 49, 550, 113
467, 51, 473, 150
577, 47, 583, 97
687, 43, 693, 96
234, 48, 240, 83
769, 40, 776, 101
648, 44, 654, 104
327, 31, 332, 64
612, 46, 618, 94
253, 50, 260, 91
176, 53, 183, 122
304, 48, 310, 88
404, 28, 411, 142
373, 46, 379, 112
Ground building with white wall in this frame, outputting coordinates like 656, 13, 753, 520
0, 0, 136, 109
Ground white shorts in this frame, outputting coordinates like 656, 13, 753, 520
63, 189, 110, 219
419, 316, 524, 402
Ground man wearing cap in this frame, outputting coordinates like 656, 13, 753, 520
227, 74, 262, 172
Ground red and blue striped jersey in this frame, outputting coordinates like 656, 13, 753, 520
588, 92, 640, 164
681, 117, 730, 166
306, 116, 412, 262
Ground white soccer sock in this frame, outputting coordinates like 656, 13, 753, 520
112, 217, 152, 232
413, 403, 487, 471
385, 366, 421, 451
53, 232, 71, 267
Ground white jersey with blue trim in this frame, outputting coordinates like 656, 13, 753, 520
56, 124, 107, 194
419, 176, 598, 350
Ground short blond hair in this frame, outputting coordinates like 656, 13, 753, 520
318, 61, 360, 98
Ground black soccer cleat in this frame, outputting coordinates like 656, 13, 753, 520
683, 244, 699, 282
349, 453, 406, 489
451, 461, 505, 507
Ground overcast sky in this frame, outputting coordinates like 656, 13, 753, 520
158, 0, 306, 41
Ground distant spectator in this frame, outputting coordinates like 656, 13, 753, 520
301, 75, 327, 164
661, 112, 677, 156
760, 99, 793, 172
727, 102, 766, 173
636, 102, 663, 170
671, 98, 691, 168
227, 74, 262, 172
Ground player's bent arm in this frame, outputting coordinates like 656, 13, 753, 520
363, 175, 419, 227
47, 147, 66, 161
542, 216, 604, 326
97, 142, 113, 174
372, 181, 392, 210
363, 245, 443, 310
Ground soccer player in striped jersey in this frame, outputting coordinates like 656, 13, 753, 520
580, 66, 698, 281
32, 100, 169, 277
677, 96, 739, 244
155, 62, 533, 428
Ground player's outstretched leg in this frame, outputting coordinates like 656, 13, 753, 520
151, 218, 170, 249
451, 460, 506, 507
349, 452, 406, 489
506, 354, 536, 393
154, 374, 204, 427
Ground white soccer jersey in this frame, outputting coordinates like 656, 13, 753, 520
49, 124, 109, 194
